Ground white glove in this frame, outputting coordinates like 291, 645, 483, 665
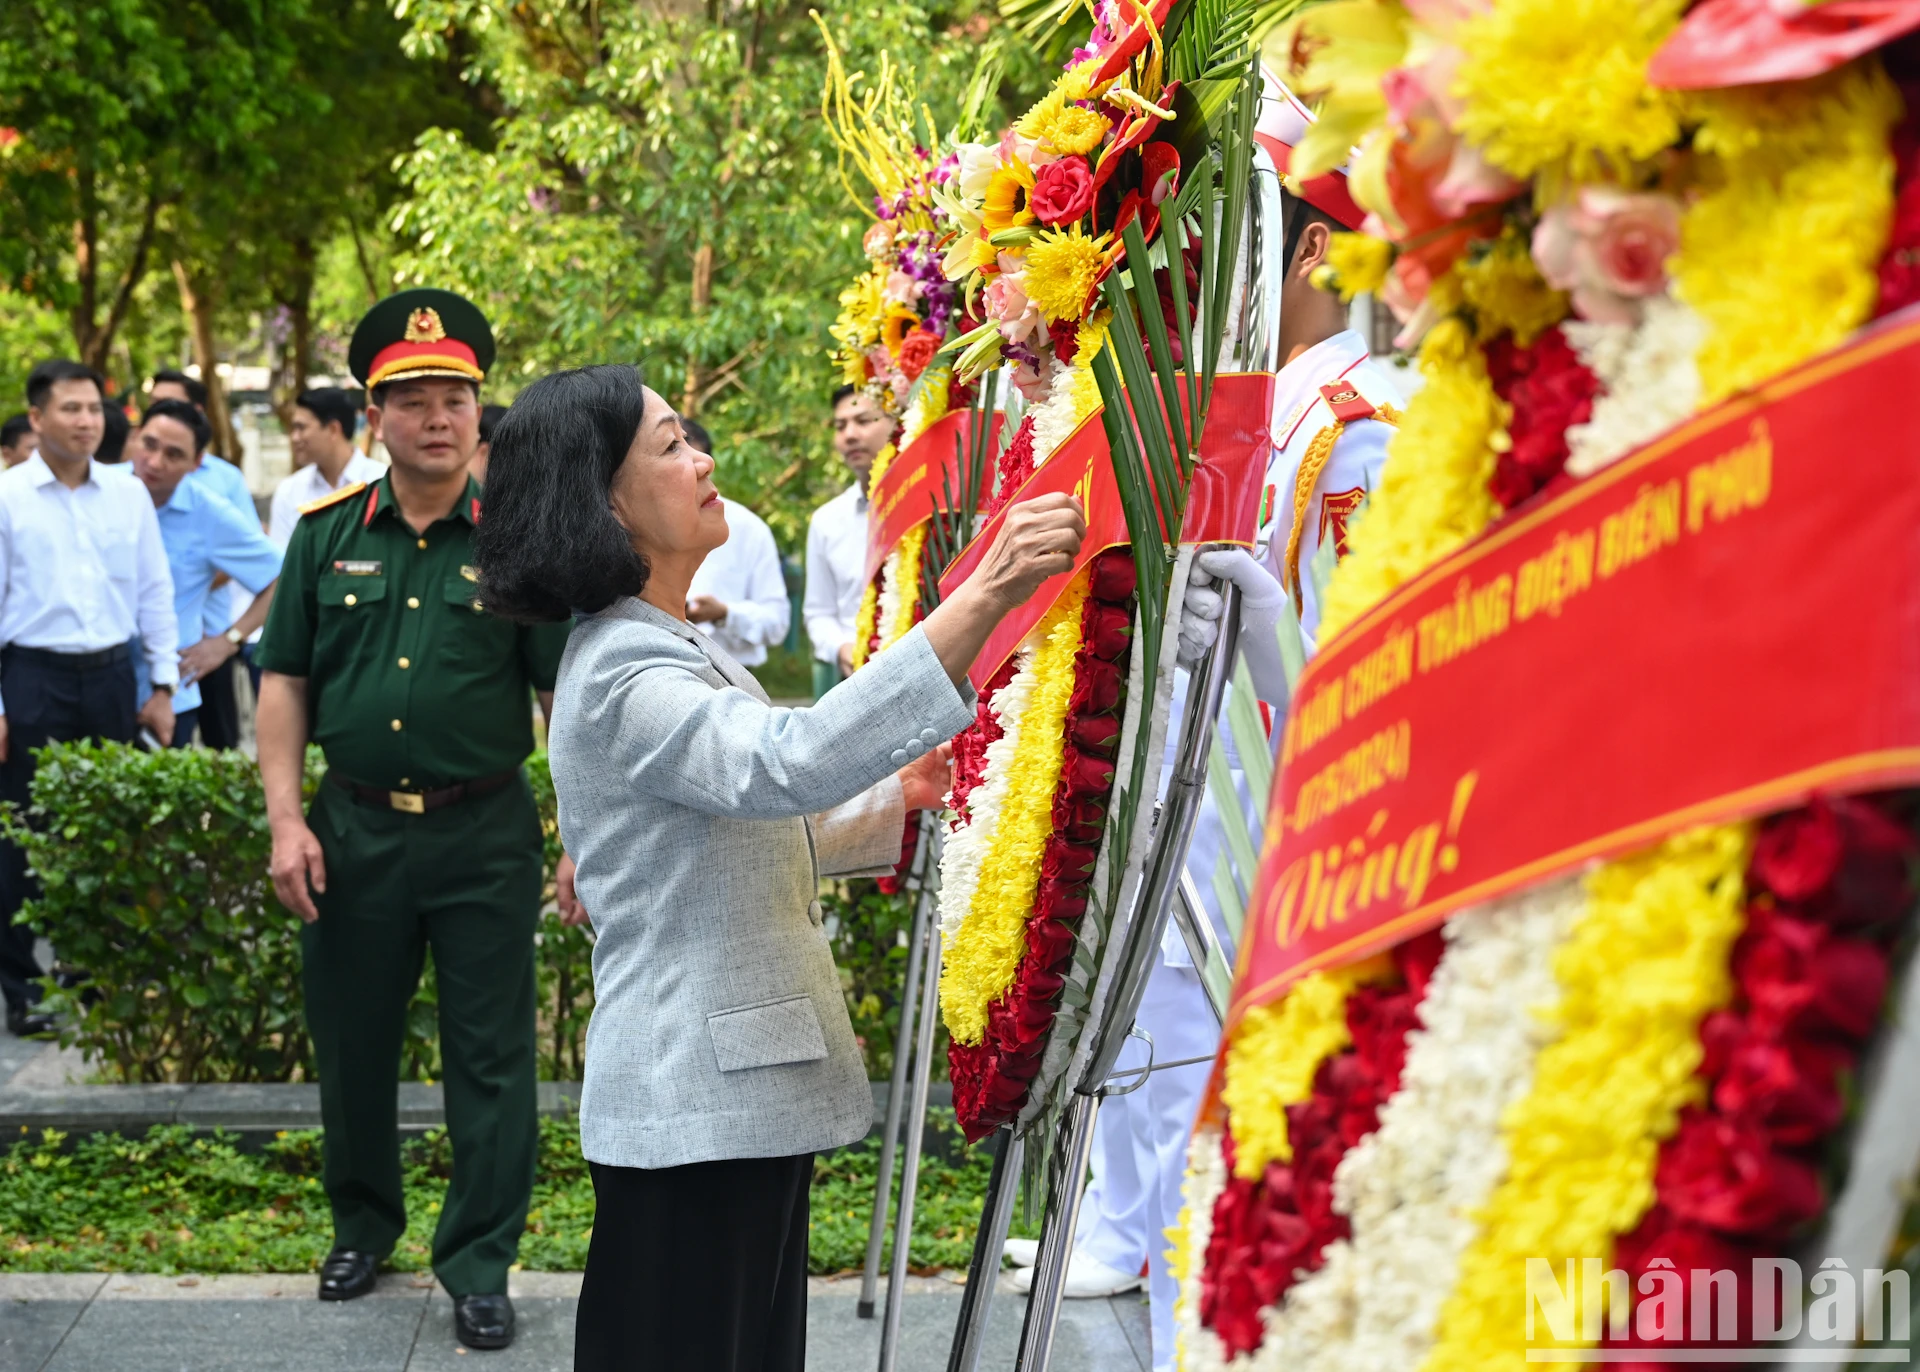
1175, 547, 1293, 705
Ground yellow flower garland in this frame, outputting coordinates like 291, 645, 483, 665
1217, 956, 1394, 1179
1317, 318, 1506, 641
1422, 824, 1750, 1371
1676, 59, 1899, 403
940, 579, 1090, 1045
1453, 0, 1685, 181
847, 443, 898, 673
877, 522, 927, 653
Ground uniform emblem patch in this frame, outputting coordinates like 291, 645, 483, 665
332, 560, 383, 576
1319, 488, 1368, 560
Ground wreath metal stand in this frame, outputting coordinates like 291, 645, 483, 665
859, 808, 942, 1323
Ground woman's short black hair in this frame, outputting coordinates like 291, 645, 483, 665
474, 363, 652, 623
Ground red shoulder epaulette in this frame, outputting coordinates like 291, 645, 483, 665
297, 481, 367, 517
1319, 380, 1377, 422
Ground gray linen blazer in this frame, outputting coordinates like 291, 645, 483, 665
549, 597, 976, 1169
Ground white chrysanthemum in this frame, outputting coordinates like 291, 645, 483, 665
1029, 358, 1084, 466
937, 651, 1037, 944
1243, 876, 1585, 1371
873, 548, 908, 656
1175, 1127, 1236, 1372
1563, 296, 1706, 477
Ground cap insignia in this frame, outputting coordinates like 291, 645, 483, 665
404, 308, 447, 344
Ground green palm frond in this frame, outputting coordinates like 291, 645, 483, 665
998, 0, 1098, 46
1167, 0, 1258, 86
950, 36, 1010, 145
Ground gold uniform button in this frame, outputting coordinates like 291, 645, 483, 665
391, 719, 403, 731
417, 538, 428, 549
343, 593, 357, 607
407, 596, 420, 609
398, 657, 411, 669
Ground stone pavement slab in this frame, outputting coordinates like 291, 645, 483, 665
0, 1272, 1153, 1371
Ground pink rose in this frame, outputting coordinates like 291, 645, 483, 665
1532, 188, 1681, 324
883, 269, 920, 305
1031, 155, 1096, 227
984, 274, 1042, 347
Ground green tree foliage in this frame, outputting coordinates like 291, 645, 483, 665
386, 0, 1046, 543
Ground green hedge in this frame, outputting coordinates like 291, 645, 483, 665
3, 741, 919, 1084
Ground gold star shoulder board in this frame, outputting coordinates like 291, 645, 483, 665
299, 481, 368, 516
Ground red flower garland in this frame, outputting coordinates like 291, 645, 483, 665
948, 550, 1136, 1140
1199, 930, 1444, 1355
1614, 792, 1912, 1366
1484, 327, 1600, 512
983, 415, 1038, 520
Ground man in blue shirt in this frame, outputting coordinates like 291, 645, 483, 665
129, 401, 282, 747
150, 370, 259, 747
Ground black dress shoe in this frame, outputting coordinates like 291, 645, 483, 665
317, 1249, 381, 1301
454, 1293, 515, 1350
5, 1005, 54, 1038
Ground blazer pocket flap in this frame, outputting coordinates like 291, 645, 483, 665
706, 995, 829, 1073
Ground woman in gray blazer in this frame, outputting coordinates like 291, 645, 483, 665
473, 364, 1084, 1372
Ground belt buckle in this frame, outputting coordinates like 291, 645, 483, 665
389, 790, 426, 815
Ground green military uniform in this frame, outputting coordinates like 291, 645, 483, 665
255, 290, 567, 1299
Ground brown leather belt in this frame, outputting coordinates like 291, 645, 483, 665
328, 769, 516, 815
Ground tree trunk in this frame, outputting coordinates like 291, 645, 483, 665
171, 259, 239, 460
269, 238, 316, 431
681, 240, 714, 417
72, 176, 162, 374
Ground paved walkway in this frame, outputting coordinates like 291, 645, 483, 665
0, 1272, 1153, 1372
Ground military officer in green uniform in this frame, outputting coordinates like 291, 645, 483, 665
256, 289, 570, 1352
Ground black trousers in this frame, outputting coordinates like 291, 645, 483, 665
0, 646, 136, 1011
195, 656, 240, 749
575, 1153, 812, 1372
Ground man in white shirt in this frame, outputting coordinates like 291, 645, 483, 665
0, 360, 178, 1036
802, 383, 895, 698
268, 387, 387, 549
680, 420, 790, 667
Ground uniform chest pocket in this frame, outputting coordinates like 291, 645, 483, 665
319, 574, 388, 610
441, 575, 518, 666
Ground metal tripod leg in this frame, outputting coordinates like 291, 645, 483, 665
877, 906, 944, 1372
945, 1127, 1025, 1372
858, 813, 938, 1319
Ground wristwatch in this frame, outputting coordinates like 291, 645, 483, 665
224, 627, 245, 647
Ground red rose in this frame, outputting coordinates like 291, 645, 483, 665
1711, 1025, 1847, 1145
1615, 1206, 1760, 1345
1083, 600, 1134, 660
1750, 794, 1914, 927
1733, 908, 1890, 1041
1031, 155, 1096, 227
1699, 1007, 1746, 1079
1656, 1110, 1823, 1237
1345, 985, 1421, 1101
1024, 909, 1079, 965
1040, 840, 1100, 884
1068, 656, 1125, 716
1053, 793, 1108, 844
896, 327, 941, 381
1876, 168, 1920, 317
1089, 549, 1137, 601
1069, 713, 1121, 756
1056, 744, 1117, 799
1392, 928, 1447, 1002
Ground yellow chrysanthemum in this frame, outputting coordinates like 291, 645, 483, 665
1217, 956, 1394, 1178
1018, 82, 1112, 158
831, 265, 888, 354
939, 581, 1088, 1044
1024, 226, 1114, 324
1425, 824, 1750, 1371
1452, 0, 1685, 181
1316, 314, 1505, 640
1287, 0, 1408, 180
1457, 227, 1569, 346
1313, 231, 1394, 302
981, 161, 1037, 237
1676, 59, 1899, 402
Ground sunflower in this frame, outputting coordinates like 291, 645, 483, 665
880, 303, 924, 356
982, 160, 1038, 236
1023, 225, 1114, 323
